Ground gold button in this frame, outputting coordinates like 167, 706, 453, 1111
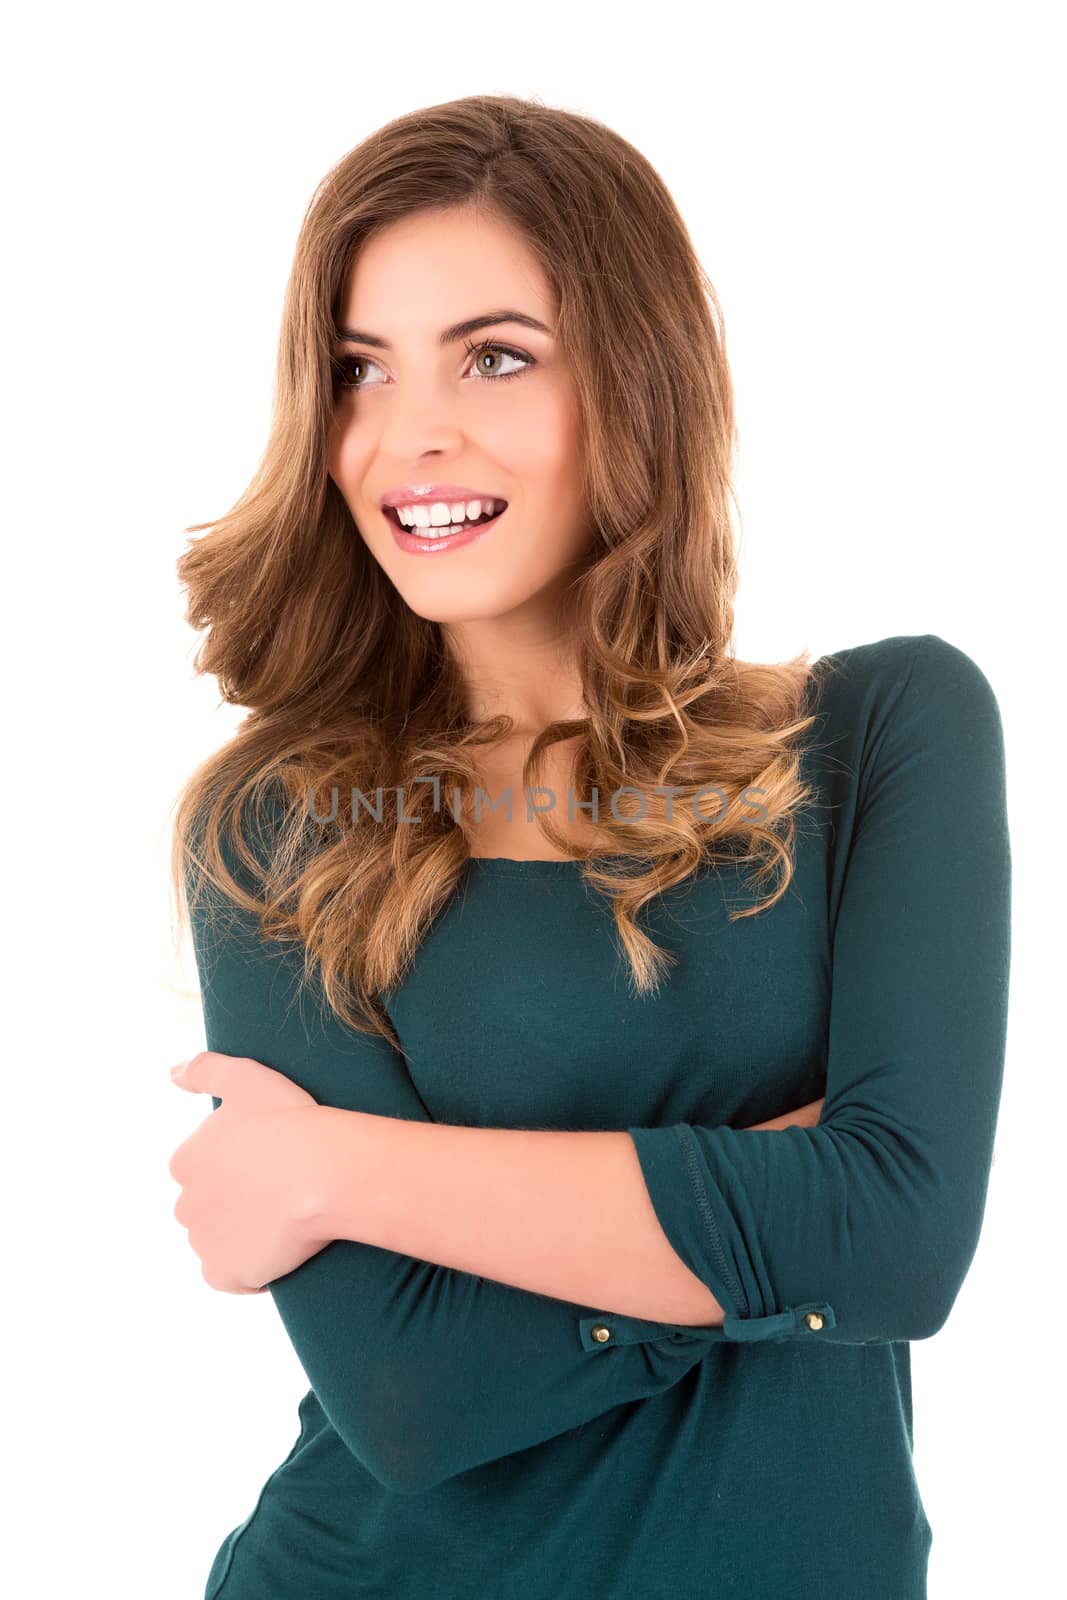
804, 1313, 824, 1331
591, 1324, 613, 1343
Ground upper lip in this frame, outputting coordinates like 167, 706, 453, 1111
379, 483, 507, 509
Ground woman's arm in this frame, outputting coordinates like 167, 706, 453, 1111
307, 1097, 826, 1325
623, 635, 1010, 1347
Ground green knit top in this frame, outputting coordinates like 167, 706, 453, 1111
187, 632, 1011, 1599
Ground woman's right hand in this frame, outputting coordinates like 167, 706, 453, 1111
745, 1096, 824, 1133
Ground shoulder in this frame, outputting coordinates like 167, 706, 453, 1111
800, 632, 1006, 809
810, 631, 1003, 732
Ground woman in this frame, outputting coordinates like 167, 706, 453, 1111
167, 94, 1011, 1599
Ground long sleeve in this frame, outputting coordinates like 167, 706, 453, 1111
186, 839, 725, 1497
627, 633, 1012, 1347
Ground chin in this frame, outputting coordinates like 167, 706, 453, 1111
396, 595, 517, 626
395, 573, 543, 625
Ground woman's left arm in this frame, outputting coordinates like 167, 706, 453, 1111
620, 633, 1012, 1346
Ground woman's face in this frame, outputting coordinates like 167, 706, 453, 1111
326, 204, 595, 627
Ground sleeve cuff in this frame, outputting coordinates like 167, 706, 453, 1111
626, 1123, 838, 1344
578, 1300, 837, 1352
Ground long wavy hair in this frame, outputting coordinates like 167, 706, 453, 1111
169, 93, 840, 1049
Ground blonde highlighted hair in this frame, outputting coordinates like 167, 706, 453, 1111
169, 93, 839, 1049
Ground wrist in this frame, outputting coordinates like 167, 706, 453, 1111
306, 1105, 379, 1244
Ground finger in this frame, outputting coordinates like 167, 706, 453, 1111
171, 1049, 239, 1099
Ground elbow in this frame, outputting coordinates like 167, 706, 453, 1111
322, 1421, 454, 1498
838, 1205, 982, 1344
331, 1388, 464, 1497
810, 1252, 962, 1346
896, 1229, 982, 1343
813, 1123, 988, 1345
377, 1459, 455, 1497
885, 1289, 953, 1345
320, 1430, 454, 1498
881, 1288, 961, 1346
363, 1434, 457, 1497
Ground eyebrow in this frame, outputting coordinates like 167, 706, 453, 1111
334, 310, 554, 349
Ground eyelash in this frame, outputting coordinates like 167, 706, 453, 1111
332, 339, 534, 391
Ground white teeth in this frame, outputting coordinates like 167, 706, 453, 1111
394, 497, 500, 528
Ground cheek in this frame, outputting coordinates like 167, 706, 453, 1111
327, 417, 374, 500
496, 389, 583, 496
325, 415, 348, 486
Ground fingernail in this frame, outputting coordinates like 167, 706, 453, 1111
170, 1060, 188, 1079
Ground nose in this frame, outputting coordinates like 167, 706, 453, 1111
377, 378, 470, 458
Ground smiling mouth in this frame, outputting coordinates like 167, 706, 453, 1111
383, 502, 507, 538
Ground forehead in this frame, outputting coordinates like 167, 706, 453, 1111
336, 207, 555, 335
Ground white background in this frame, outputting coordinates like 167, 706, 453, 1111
3, 2, 1061, 1595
